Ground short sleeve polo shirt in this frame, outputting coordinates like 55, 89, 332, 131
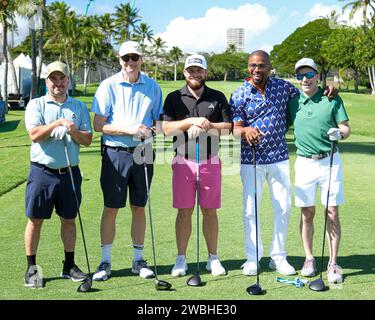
25, 95, 92, 169
230, 77, 300, 165
163, 85, 231, 158
288, 87, 349, 156
91, 72, 163, 148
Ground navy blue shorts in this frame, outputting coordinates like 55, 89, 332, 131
25, 162, 82, 219
100, 146, 153, 208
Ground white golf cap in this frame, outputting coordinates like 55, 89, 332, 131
46, 61, 69, 78
118, 40, 142, 57
295, 57, 318, 72
184, 54, 207, 70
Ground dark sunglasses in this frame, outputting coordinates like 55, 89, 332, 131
296, 71, 317, 80
248, 63, 269, 70
121, 54, 141, 62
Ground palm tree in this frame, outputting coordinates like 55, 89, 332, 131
99, 13, 115, 44
133, 22, 154, 72
113, 2, 141, 44
1, 0, 38, 110
340, 0, 375, 31
152, 37, 166, 80
169, 46, 183, 81
46, 1, 80, 95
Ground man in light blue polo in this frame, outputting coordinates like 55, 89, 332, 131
91, 40, 163, 281
24, 61, 92, 288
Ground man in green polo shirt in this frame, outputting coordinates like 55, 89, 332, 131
288, 58, 350, 284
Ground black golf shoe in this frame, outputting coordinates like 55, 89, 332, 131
61, 262, 87, 282
25, 265, 43, 289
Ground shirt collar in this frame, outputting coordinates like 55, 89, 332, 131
245, 76, 272, 95
45, 94, 70, 105
300, 87, 323, 104
181, 84, 208, 98
116, 71, 146, 85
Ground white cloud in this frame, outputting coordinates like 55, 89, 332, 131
306, 2, 374, 28
157, 4, 272, 53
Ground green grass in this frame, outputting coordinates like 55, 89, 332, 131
0, 81, 374, 300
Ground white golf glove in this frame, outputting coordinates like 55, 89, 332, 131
327, 128, 341, 141
50, 126, 68, 140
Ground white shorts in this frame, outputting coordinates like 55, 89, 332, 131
294, 152, 344, 207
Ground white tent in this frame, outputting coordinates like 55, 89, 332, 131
0, 53, 48, 97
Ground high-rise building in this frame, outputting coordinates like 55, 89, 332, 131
227, 28, 245, 52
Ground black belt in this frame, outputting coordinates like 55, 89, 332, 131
31, 162, 76, 174
105, 145, 136, 153
299, 152, 335, 160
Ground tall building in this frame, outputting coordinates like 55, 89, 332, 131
227, 28, 245, 52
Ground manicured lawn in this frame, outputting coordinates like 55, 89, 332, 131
0, 81, 374, 300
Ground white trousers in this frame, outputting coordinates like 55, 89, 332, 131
240, 160, 291, 262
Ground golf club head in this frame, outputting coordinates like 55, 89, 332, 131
155, 279, 172, 291
246, 283, 265, 295
309, 277, 327, 292
77, 276, 92, 293
187, 273, 204, 287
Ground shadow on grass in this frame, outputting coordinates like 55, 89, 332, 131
0, 120, 20, 133
41, 276, 102, 292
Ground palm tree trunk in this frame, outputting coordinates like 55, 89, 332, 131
174, 62, 177, 81
2, 20, 8, 112
368, 66, 375, 95
154, 57, 158, 80
36, 28, 44, 94
7, 46, 19, 95
354, 69, 359, 93
30, 28, 38, 99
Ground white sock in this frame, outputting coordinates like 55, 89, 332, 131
133, 244, 143, 261
101, 244, 112, 263
209, 253, 219, 260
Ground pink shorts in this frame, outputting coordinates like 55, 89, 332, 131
172, 155, 221, 209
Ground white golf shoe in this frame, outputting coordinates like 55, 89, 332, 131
241, 260, 259, 276
171, 255, 188, 277
93, 261, 111, 281
269, 258, 296, 276
132, 259, 154, 279
206, 256, 226, 276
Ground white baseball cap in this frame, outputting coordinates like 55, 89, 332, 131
295, 58, 318, 72
184, 54, 207, 70
118, 41, 142, 57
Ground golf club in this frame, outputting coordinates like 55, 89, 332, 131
187, 137, 204, 287
142, 138, 172, 291
309, 140, 335, 292
63, 137, 92, 293
246, 145, 265, 295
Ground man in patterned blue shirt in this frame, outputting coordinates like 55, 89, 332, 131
230, 51, 336, 277
230, 50, 300, 277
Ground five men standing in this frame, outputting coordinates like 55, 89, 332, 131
23, 42, 349, 288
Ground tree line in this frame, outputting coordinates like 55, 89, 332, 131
270, 1, 375, 95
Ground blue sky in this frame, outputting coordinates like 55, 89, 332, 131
40, 0, 364, 53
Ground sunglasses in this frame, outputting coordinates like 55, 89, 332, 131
296, 71, 317, 80
248, 63, 269, 70
121, 54, 141, 62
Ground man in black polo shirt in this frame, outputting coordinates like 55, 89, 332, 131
163, 54, 232, 277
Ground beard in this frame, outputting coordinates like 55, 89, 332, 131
186, 78, 205, 90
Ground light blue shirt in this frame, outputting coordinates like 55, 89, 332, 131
90, 71, 163, 147
25, 95, 92, 169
